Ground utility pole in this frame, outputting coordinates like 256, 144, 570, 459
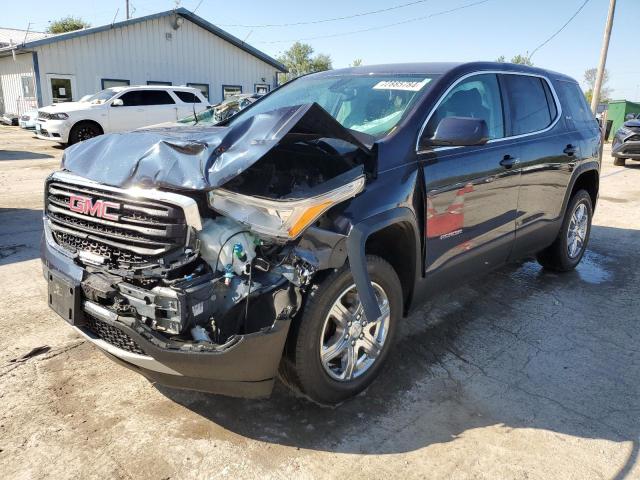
591, 0, 616, 113
126, 0, 130, 20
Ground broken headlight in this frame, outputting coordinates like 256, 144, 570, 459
208, 175, 365, 240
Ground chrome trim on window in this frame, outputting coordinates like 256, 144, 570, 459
415, 70, 563, 154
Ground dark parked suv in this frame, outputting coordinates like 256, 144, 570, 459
42, 62, 601, 404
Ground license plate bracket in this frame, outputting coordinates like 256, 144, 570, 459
35, 123, 41, 133
47, 269, 86, 326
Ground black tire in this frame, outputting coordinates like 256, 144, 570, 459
68, 121, 102, 145
280, 255, 402, 405
536, 189, 593, 272
613, 157, 626, 167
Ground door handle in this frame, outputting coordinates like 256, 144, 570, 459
563, 144, 577, 156
500, 155, 519, 169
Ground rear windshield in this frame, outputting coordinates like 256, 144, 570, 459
227, 74, 439, 138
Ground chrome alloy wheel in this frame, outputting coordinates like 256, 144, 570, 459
567, 202, 589, 258
319, 283, 391, 381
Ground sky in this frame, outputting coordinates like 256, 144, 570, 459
3, 0, 639, 101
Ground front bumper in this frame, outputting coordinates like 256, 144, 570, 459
41, 223, 292, 398
35, 119, 70, 142
612, 137, 640, 160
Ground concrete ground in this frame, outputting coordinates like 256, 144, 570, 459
0, 125, 638, 480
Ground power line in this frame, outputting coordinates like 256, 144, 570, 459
192, 0, 204, 14
529, 0, 591, 59
257, 0, 491, 44
216, 0, 432, 28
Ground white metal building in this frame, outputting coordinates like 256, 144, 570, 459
0, 8, 286, 115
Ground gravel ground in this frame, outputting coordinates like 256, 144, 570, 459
1, 125, 638, 480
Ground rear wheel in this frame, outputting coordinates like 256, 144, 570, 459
68, 121, 102, 145
280, 255, 401, 405
613, 157, 626, 166
536, 189, 592, 272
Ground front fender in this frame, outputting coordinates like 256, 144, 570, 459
346, 207, 420, 322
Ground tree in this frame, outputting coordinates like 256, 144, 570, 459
496, 54, 533, 66
583, 67, 611, 104
510, 54, 533, 66
350, 58, 363, 67
47, 16, 91, 34
277, 42, 332, 82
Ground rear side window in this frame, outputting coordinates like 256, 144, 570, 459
556, 81, 597, 130
175, 91, 201, 103
502, 75, 557, 135
119, 90, 175, 106
426, 73, 505, 139
139, 90, 175, 105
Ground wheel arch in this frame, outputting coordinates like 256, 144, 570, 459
346, 208, 421, 321
564, 163, 599, 213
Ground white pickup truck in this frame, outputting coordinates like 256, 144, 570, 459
35, 85, 210, 145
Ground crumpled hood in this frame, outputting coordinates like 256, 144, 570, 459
623, 119, 640, 128
61, 103, 372, 191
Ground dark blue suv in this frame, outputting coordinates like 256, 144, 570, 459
42, 62, 601, 404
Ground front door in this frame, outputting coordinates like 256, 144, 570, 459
418, 73, 520, 283
109, 89, 178, 132
47, 74, 76, 103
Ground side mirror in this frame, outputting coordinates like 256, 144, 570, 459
111, 98, 124, 107
429, 116, 489, 147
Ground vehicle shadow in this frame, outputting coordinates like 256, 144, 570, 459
0, 150, 53, 161
159, 225, 639, 476
0, 208, 43, 266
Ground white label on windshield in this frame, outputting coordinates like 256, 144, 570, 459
373, 78, 431, 92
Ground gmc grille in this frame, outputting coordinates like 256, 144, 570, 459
46, 179, 189, 267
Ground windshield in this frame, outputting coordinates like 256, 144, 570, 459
84, 88, 119, 104
178, 107, 216, 124
227, 74, 438, 137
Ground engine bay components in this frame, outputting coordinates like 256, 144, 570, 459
199, 217, 258, 276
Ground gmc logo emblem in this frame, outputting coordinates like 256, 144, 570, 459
69, 194, 120, 221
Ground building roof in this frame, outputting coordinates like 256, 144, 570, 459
0, 27, 50, 48
0, 8, 286, 71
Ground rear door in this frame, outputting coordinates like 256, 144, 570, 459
419, 73, 521, 281
139, 89, 178, 124
555, 80, 601, 167
503, 73, 581, 258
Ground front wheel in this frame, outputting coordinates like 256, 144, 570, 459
68, 121, 101, 145
613, 157, 626, 167
536, 189, 593, 271
280, 255, 402, 405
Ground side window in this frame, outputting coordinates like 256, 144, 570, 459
175, 91, 201, 103
139, 90, 175, 105
118, 91, 143, 106
503, 75, 556, 135
426, 73, 504, 140
556, 80, 597, 130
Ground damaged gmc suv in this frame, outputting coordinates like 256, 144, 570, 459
41, 62, 601, 404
